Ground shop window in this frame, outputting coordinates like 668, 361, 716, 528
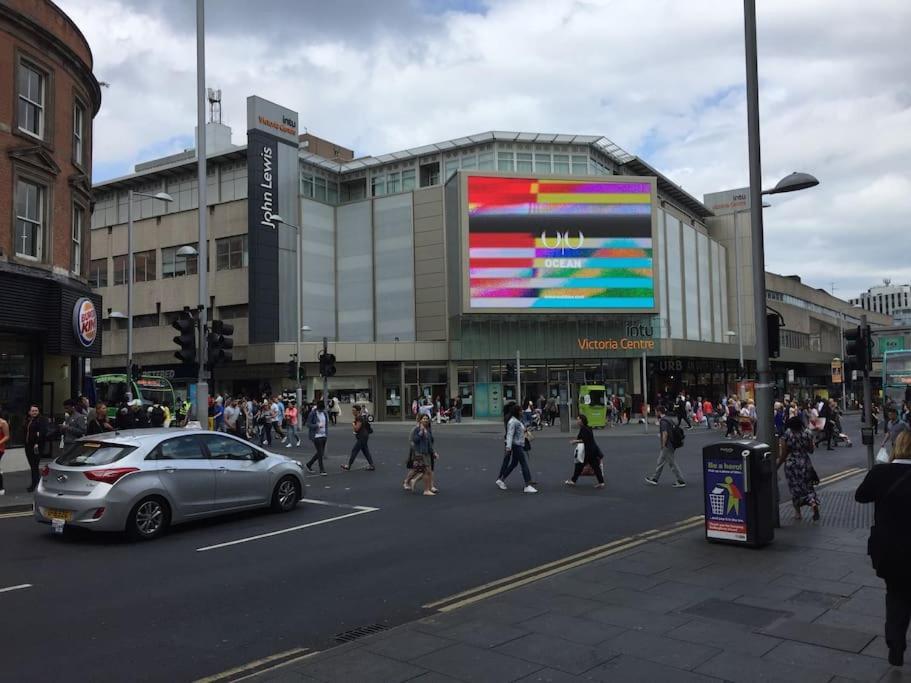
113, 255, 128, 286
133, 250, 156, 282
17, 60, 45, 139
88, 259, 108, 288
71, 205, 84, 275
161, 244, 198, 278
216, 235, 248, 270
14, 179, 45, 260
73, 100, 86, 167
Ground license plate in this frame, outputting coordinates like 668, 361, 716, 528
45, 508, 73, 522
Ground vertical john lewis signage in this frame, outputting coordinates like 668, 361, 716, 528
247, 96, 299, 343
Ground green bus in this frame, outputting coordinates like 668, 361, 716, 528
882, 350, 911, 406
93, 373, 177, 418
578, 385, 608, 428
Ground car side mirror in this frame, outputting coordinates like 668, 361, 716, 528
252, 451, 267, 462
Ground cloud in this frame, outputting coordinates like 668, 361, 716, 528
58, 0, 911, 299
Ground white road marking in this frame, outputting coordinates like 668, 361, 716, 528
0, 584, 32, 594
196, 507, 380, 552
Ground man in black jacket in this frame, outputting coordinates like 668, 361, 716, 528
856, 431, 911, 667
24, 404, 49, 492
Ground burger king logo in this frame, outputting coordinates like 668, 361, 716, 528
73, 298, 97, 348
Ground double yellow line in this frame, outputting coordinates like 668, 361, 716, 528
423, 515, 706, 613
193, 647, 319, 683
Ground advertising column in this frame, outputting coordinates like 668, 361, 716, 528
246, 96, 300, 344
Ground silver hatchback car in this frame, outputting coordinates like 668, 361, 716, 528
34, 429, 305, 540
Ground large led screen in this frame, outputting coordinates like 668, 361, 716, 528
467, 176, 655, 311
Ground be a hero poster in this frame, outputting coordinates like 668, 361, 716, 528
705, 459, 747, 542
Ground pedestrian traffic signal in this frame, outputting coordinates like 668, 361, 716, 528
206, 319, 234, 370
845, 324, 872, 372
504, 363, 516, 381
766, 312, 781, 359
130, 363, 143, 381
172, 315, 197, 365
319, 351, 336, 378
287, 355, 301, 380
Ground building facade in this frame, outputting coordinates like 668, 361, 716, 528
90, 95, 882, 419
0, 0, 102, 440
850, 280, 911, 318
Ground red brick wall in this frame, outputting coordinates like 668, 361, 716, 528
0, 0, 100, 276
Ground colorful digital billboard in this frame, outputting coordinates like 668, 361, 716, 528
466, 175, 656, 311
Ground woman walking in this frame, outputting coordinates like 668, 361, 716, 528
305, 400, 328, 475
496, 404, 537, 493
284, 400, 301, 448
778, 416, 821, 521
565, 414, 605, 488
855, 431, 911, 667
405, 414, 437, 495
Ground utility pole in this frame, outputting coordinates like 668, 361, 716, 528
194, 0, 209, 422
322, 336, 329, 429
516, 350, 522, 409
862, 314, 874, 469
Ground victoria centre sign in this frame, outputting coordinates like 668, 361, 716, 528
462, 174, 657, 313
246, 95, 300, 343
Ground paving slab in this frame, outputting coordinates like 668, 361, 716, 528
582, 604, 691, 635
762, 639, 891, 681
596, 586, 694, 614
760, 618, 875, 653
515, 667, 584, 682
695, 649, 833, 683
363, 628, 453, 661
734, 595, 828, 623
412, 643, 543, 682
433, 619, 529, 649
494, 632, 615, 675
774, 572, 863, 597
517, 612, 624, 646
585, 653, 724, 682
604, 628, 720, 670
813, 608, 885, 636
789, 589, 848, 608
558, 566, 663, 593
667, 619, 783, 657
681, 597, 792, 628
861, 636, 888, 660
294, 648, 425, 683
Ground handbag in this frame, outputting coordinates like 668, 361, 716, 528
574, 443, 585, 464
876, 447, 891, 464
808, 464, 820, 486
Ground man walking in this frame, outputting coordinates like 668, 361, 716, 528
645, 405, 687, 487
61, 399, 87, 446
341, 404, 375, 471
305, 400, 329, 475
675, 393, 692, 429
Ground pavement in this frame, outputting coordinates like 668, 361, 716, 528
240, 472, 903, 683
0, 415, 887, 682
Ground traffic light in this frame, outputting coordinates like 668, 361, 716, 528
130, 363, 142, 381
845, 324, 872, 372
207, 319, 234, 370
319, 351, 336, 378
287, 354, 301, 380
172, 315, 197, 365
766, 312, 781, 359
504, 363, 516, 381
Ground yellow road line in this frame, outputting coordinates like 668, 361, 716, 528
0, 511, 31, 520
818, 467, 865, 486
192, 647, 310, 683
425, 516, 705, 612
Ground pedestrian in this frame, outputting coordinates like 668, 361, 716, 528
777, 416, 821, 521
284, 400, 301, 448
305, 400, 329, 475
855, 430, 911, 667
645, 404, 686, 487
453, 395, 462, 423
882, 408, 909, 458
565, 414, 605, 488
675, 393, 692, 429
0, 404, 9, 496
223, 399, 239, 437
406, 414, 437, 495
121, 399, 150, 429
342, 405, 375, 471
87, 403, 115, 435
725, 398, 739, 438
495, 403, 537, 493
703, 397, 714, 431
329, 396, 340, 425
258, 402, 273, 446
24, 404, 49, 492
61, 399, 87, 447
148, 400, 166, 428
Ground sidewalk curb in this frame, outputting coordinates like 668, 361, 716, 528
0, 503, 33, 514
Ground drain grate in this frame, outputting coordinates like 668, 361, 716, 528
335, 623, 388, 644
778, 491, 873, 529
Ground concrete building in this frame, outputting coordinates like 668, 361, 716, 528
89, 94, 887, 419
0, 0, 103, 441
850, 280, 911, 318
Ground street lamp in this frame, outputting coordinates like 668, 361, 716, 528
743, 0, 819, 489
176, 245, 198, 257
272, 214, 303, 425
126, 189, 174, 381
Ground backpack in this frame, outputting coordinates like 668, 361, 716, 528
149, 405, 165, 427
664, 419, 685, 449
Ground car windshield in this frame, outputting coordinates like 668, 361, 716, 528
56, 442, 137, 467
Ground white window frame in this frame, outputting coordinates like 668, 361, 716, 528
73, 100, 85, 166
15, 178, 44, 261
17, 61, 45, 139
71, 205, 83, 275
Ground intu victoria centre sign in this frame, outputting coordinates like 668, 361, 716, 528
577, 321, 656, 351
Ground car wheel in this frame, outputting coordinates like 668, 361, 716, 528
127, 496, 171, 541
271, 476, 301, 512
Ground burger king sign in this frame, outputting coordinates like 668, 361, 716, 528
73, 298, 97, 348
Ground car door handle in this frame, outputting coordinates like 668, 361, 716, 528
164, 468, 176, 474
216, 466, 227, 472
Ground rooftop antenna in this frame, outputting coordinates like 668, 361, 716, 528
206, 87, 222, 124
884, 278, 892, 287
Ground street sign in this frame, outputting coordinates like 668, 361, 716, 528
703, 187, 750, 216
831, 359, 843, 384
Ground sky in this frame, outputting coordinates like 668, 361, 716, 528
60, 0, 911, 300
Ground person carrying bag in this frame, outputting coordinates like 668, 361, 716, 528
565, 414, 605, 488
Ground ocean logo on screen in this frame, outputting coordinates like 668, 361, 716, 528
467, 176, 655, 310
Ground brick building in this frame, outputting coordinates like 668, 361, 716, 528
0, 0, 102, 440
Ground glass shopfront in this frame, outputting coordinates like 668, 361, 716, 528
0, 334, 34, 445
